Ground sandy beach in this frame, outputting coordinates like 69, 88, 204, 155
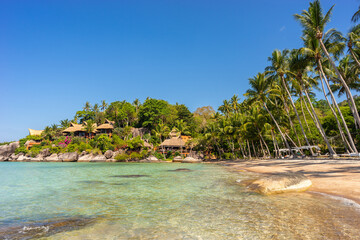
223, 158, 360, 204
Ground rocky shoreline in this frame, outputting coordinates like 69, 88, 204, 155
0, 142, 202, 163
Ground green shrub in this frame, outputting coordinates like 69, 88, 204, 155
65, 143, 78, 153
114, 153, 130, 162
174, 151, 180, 157
96, 134, 114, 153
129, 152, 142, 160
15, 146, 28, 155
166, 150, 173, 158
140, 149, 149, 158
49, 146, 61, 154
153, 152, 164, 160
127, 136, 144, 150
78, 142, 92, 152
0, 141, 12, 146
92, 148, 102, 155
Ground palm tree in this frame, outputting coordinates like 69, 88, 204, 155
295, 0, 360, 129
299, 28, 357, 153
347, 25, 360, 68
174, 119, 191, 136
60, 119, 70, 128
151, 122, 170, 142
352, 5, 360, 23
266, 49, 312, 152
83, 101, 91, 111
218, 100, 232, 117
93, 103, 100, 113
101, 100, 108, 112
245, 72, 292, 155
84, 120, 96, 139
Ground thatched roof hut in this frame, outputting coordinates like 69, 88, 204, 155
63, 122, 84, 133
96, 123, 114, 130
143, 141, 152, 148
160, 137, 186, 148
28, 129, 43, 136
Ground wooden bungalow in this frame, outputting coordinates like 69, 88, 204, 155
27, 128, 43, 149
96, 119, 114, 137
63, 122, 97, 138
159, 129, 190, 156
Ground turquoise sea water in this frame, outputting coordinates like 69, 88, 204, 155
1, 162, 360, 239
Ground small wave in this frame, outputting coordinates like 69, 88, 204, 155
314, 192, 360, 211
19, 225, 50, 233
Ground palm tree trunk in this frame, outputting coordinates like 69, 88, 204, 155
318, 64, 355, 153
271, 130, 278, 158
259, 132, 270, 158
319, 39, 360, 129
281, 76, 313, 155
239, 141, 246, 159
263, 102, 292, 155
300, 94, 313, 135
350, 47, 360, 69
283, 98, 302, 146
303, 83, 337, 156
259, 138, 266, 158
251, 140, 257, 158
247, 140, 252, 159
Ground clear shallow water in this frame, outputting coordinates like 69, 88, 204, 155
1, 162, 360, 239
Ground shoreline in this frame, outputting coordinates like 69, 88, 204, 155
219, 158, 360, 205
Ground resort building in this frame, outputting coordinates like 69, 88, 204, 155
96, 119, 114, 137
63, 122, 97, 138
27, 128, 43, 149
62, 119, 114, 138
159, 129, 192, 156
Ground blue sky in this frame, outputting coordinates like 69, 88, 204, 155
0, 0, 358, 142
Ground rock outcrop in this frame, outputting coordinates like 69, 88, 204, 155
0, 142, 19, 160
104, 150, 114, 159
78, 154, 94, 162
60, 152, 78, 162
91, 155, 107, 162
240, 173, 312, 195
181, 157, 202, 163
45, 154, 62, 162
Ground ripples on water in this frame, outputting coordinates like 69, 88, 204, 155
0, 162, 359, 239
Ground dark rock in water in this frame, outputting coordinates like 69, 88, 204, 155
108, 183, 129, 186
78, 180, 105, 184
110, 175, 150, 178
239, 173, 312, 195
167, 168, 192, 172
0, 217, 96, 240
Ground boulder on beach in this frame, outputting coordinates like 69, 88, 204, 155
104, 150, 114, 159
17, 155, 32, 162
146, 155, 159, 162
172, 156, 183, 162
181, 157, 202, 163
39, 148, 51, 158
31, 156, 44, 162
45, 154, 62, 162
241, 173, 312, 195
91, 155, 107, 162
60, 152, 78, 162
0, 142, 19, 159
78, 154, 94, 162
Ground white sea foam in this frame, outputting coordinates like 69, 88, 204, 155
314, 192, 360, 211
19, 225, 50, 233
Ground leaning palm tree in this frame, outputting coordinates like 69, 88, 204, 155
295, 0, 360, 130
347, 24, 360, 68
266, 49, 313, 154
352, 5, 360, 23
245, 72, 292, 155
300, 28, 357, 153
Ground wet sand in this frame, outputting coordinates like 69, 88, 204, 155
221, 158, 360, 204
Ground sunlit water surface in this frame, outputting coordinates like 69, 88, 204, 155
1, 162, 360, 239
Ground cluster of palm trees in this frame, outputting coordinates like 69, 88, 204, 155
201, 0, 360, 159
